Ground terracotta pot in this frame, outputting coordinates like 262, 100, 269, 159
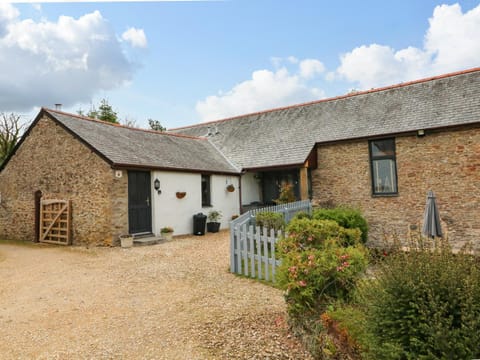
176, 192, 186, 199
226, 185, 235, 192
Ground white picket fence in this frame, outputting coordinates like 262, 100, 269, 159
231, 225, 282, 282
230, 200, 311, 282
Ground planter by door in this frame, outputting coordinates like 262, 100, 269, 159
207, 222, 220, 233
119, 235, 134, 248
163, 232, 173, 241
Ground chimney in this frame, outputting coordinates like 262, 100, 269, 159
55, 103, 62, 111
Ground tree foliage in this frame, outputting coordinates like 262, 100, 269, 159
148, 118, 166, 132
86, 99, 118, 124
0, 112, 24, 164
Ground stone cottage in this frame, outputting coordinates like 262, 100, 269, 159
1, 67, 479, 247
0, 110, 240, 245
172, 67, 480, 250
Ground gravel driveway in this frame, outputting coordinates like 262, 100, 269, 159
0, 232, 312, 359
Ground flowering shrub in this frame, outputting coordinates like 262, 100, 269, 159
277, 218, 368, 317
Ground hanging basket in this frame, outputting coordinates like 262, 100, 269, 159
226, 184, 235, 192
176, 192, 186, 199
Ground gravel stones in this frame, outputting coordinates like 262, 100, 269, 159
0, 232, 311, 359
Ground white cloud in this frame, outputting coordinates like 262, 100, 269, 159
337, 3, 480, 89
0, 4, 143, 112
196, 65, 325, 121
122, 27, 147, 48
426, 3, 480, 72
299, 59, 325, 79
0, 3, 19, 36
287, 56, 299, 64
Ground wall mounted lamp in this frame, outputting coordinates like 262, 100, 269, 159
417, 129, 425, 137
154, 178, 161, 194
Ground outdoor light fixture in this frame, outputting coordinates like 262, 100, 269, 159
154, 178, 161, 194
417, 129, 425, 137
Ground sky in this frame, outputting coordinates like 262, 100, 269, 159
0, 0, 479, 129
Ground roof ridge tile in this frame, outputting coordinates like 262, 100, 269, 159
43, 107, 206, 141
170, 66, 480, 131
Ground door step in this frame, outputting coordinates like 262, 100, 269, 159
133, 236, 163, 246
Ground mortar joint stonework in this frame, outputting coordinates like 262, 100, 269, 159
0, 116, 128, 246
312, 127, 480, 250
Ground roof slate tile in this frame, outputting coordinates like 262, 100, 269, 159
46, 110, 239, 174
171, 68, 480, 170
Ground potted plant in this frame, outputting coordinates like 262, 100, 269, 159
207, 210, 222, 233
160, 226, 174, 241
119, 234, 134, 248
176, 191, 186, 199
226, 184, 235, 192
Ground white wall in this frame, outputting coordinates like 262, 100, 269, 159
241, 172, 262, 205
151, 171, 240, 236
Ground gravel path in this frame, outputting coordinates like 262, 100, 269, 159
0, 232, 312, 359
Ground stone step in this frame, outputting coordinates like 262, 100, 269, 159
133, 236, 163, 246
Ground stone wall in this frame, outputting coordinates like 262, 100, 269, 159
0, 115, 128, 245
312, 126, 480, 250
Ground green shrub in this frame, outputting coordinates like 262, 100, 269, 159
255, 211, 285, 232
358, 239, 480, 359
277, 218, 368, 317
312, 207, 368, 243
278, 218, 362, 254
292, 211, 311, 220
322, 304, 371, 359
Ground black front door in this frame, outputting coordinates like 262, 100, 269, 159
128, 171, 152, 234
262, 169, 300, 205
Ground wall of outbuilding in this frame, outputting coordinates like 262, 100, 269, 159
0, 115, 128, 246
311, 126, 480, 251
151, 171, 240, 236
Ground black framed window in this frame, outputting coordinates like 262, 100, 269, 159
201, 175, 211, 206
369, 138, 398, 195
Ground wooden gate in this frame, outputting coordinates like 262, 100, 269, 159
39, 199, 72, 245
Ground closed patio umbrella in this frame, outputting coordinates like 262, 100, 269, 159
422, 190, 443, 238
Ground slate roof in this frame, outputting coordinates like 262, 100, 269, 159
43, 109, 239, 174
171, 68, 480, 170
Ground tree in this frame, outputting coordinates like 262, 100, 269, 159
0, 112, 24, 164
87, 99, 118, 124
148, 118, 166, 132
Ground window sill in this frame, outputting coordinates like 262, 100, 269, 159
372, 193, 399, 198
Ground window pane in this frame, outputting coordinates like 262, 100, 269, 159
373, 159, 397, 193
201, 175, 211, 206
371, 139, 395, 157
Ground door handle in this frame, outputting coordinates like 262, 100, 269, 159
146, 197, 150, 206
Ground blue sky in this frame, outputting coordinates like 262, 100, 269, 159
1, 1, 480, 128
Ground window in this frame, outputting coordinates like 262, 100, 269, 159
369, 138, 398, 195
201, 175, 211, 206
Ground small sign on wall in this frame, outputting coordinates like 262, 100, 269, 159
115, 170, 123, 179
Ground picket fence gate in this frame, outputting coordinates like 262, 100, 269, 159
231, 225, 282, 282
230, 200, 311, 282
